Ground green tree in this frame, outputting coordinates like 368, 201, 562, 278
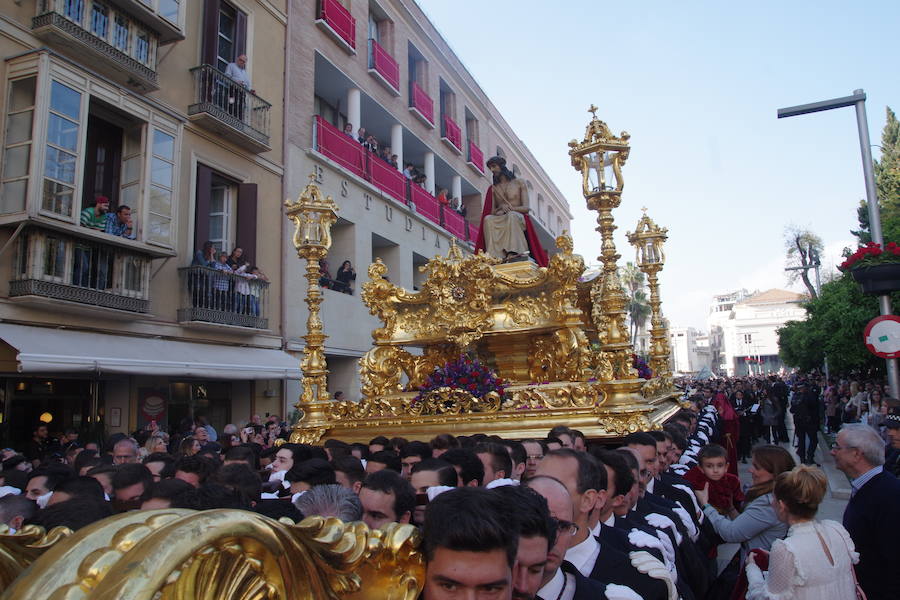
784, 225, 823, 299
778, 273, 888, 374
853, 106, 900, 244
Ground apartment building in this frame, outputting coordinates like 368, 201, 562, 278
668, 326, 710, 375
0, 0, 293, 445
708, 289, 807, 376
283, 0, 572, 399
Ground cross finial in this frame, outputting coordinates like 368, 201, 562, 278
307, 173, 317, 184
588, 104, 599, 119
641, 206, 648, 214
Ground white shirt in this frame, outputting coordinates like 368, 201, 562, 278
564, 535, 601, 577
225, 62, 251, 88
538, 569, 574, 600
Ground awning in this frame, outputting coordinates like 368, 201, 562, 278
0, 323, 302, 380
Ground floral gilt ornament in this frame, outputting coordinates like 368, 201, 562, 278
413, 354, 507, 405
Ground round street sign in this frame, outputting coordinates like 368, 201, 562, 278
864, 315, 900, 359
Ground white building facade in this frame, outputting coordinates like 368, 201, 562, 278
669, 327, 711, 375
707, 289, 807, 377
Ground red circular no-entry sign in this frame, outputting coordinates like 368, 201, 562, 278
864, 315, 900, 359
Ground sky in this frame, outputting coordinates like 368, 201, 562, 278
416, 0, 899, 329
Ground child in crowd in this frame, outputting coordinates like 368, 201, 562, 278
685, 443, 744, 518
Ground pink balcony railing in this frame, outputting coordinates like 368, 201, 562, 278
467, 222, 480, 243
368, 39, 399, 92
442, 206, 466, 239
442, 116, 462, 151
409, 81, 434, 125
369, 154, 406, 204
410, 184, 440, 224
318, 0, 356, 50
467, 141, 484, 173
314, 115, 366, 178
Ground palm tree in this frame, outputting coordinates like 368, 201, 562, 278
619, 263, 650, 347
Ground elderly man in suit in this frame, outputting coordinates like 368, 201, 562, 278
833, 424, 900, 599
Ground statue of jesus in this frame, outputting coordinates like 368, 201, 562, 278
474, 156, 548, 266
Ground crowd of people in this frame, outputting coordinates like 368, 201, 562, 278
2, 375, 899, 599
190, 241, 269, 315
343, 122, 466, 215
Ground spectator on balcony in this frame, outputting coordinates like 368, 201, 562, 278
234, 263, 258, 315
403, 163, 415, 179
227, 247, 246, 270
225, 54, 251, 90
335, 261, 356, 295
364, 135, 378, 154
319, 259, 334, 290
343, 123, 355, 139
357, 127, 367, 144
391, 154, 399, 169
437, 188, 449, 207
212, 252, 233, 311
380, 146, 394, 165
80, 195, 110, 230
248, 266, 268, 316
193, 241, 217, 267
104, 205, 136, 239
413, 173, 427, 188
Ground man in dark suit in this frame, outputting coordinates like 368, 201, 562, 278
791, 382, 821, 465
525, 475, 643, 600
533, 449, 672, 599
834, 424, 900, 599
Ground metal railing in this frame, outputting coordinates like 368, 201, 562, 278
188, 64, 271, 145
178, 265, 269, 329
10, 228, 150, 312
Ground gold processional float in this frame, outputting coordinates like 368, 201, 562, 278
0, 109, 684, 598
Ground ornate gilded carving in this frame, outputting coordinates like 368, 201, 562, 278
1, 511, 424, 599
601, 413, 653, 435
0, 525, 71, 590
407, 388, 502, 416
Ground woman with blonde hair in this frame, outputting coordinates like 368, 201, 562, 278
745, 465, 858, 599
141, 432, 170, 458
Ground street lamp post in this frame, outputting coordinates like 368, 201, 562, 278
778, 89, 899, 398
627, 209, 671, 378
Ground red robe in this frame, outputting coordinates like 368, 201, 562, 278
474, 186, 548, 267
713, 392, 741, 476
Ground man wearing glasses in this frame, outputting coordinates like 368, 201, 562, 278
832, 424, 900, 599
533, 449, 672, 599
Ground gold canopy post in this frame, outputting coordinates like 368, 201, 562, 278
284, 175, 339, 443
568, 106, 635, 380
627, 209, 671, 378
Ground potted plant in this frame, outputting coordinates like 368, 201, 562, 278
840, 242, 900, 295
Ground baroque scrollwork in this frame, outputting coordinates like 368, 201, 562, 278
406, 388, 501, 416
0, 511, 424, 600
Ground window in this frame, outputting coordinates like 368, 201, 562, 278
159, 0, 180, 24
63, 0, 85, 22
464, 109, 479, 146
44, 235, 68, 280
496, 146, 504, 158
43, 81, 83, 217
202, 0, 247, 73
536, 194, 544, 224
439, 79, 455, 119
1, 77, 36, 214
135, 32, 150, 64
743, 333, 752, 344
209, 176, 234, 252
407, 43, 427, 87
367, 1, 392, 50
195, 164, 257, 262
148, 129, 175, 245
90, 2, 109, 38
113, 15, 130, 53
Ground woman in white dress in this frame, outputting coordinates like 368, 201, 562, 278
745, 465, 858, 600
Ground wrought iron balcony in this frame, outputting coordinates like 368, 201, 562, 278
32, 1, 159, 92
188, 65, 272, 153
10, 228, 151, 314
178, 266, 270, 330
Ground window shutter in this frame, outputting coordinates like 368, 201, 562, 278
195, 164, 213, 251
236, 183, 257, 264
201, 0, 220, 67
235, 10, 248, 59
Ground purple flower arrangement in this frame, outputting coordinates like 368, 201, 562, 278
414, 354, 507, 403
632, 353, 652, 379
